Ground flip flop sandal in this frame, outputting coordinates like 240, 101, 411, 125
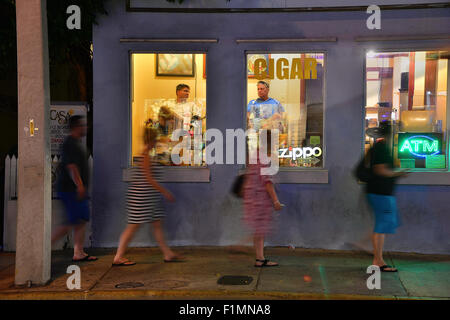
254, 259, 279, 267
72, 255, 98, 262
112, 260, 136, 267
380, 265, 398, 272
164, 256, 186, 263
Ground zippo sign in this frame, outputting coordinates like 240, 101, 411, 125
279, 146, 322, 160
398, 133, 442, 159
50, 104, 87, 155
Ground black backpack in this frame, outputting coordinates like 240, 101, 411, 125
354, 147, 374, 183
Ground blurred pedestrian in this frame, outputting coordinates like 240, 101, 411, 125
51, 115, 97, 262
366, 121, 408, 272
112, 127, 183, 266
154, 106, 175, 165
243, 130, 282, 267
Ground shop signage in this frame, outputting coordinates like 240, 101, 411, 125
398, 133, 442, 159
279, 146, 322, 160
254, 58, 318, 80
50, 104, 87, 155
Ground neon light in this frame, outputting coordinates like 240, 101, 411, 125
424, 140, 438, 153
399, 135, 440, 158
411, 140, 422, 152
400, 140, 412, 153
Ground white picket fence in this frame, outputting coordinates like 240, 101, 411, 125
3, 155, 93, 252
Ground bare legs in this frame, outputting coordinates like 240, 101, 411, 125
51, 225, 71, 244
73, 223, 86, 258
371, 232, 397, 272
152, 220, 179, 261
253, 234, 278, 266
372, 233, 385, 266
113, 224, 140, 264
113, 220, 181, 264
51, 222, 95, 260
227, 234, 253, 254
254, 234, 264, 260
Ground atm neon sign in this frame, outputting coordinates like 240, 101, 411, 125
399, 134, 441, 158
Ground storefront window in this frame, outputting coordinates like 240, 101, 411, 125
246, 53, 325, 168
131, 53, 207, 166
365, 50, 448, 170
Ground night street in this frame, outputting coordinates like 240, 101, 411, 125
1, 247, 449, 300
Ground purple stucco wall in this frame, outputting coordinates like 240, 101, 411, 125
92, 1, 450, 253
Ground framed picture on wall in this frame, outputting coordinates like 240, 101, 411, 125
156, 54, 195, 77
247, 54, 270, 78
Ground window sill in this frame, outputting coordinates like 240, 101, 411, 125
239, 168, 329, 184
276, 168, 328, 184
396, 172, 450, 185
122, 166, 210, 183
357, 171, 450, 186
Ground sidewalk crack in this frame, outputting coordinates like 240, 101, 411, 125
85, 265, 112, 295
388, 252, 410, 297
254, 268, 262, 291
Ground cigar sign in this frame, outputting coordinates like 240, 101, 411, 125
254, 58, 318, 80
398, 133, 442, 159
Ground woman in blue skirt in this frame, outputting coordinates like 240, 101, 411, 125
366, 121, 408, 272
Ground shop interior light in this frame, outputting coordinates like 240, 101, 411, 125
366, 50, 376, 58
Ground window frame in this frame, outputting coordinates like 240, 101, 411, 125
362, 47, 450, 184
126, 50, 211, 182
243, 50, 329, 183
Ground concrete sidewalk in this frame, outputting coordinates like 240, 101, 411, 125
0, 247, 449, 300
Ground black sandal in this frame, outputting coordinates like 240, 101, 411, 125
379, 265, 398, 272
72, 255, 98, 262
254, 259, 279, 267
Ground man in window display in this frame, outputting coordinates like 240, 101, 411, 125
171, 83, 204, 165
172, 84, 203, 132
247, 81, 286, 133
